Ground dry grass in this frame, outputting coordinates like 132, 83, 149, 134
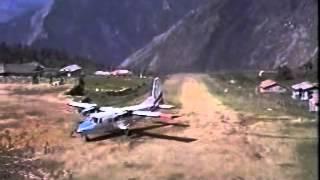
202, 72, 318, 180
162, 74, 184, 108
0, 84, 76, 179
203, 72, 316, 119
9, 85, 69, 96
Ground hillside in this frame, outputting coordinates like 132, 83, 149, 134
120, 0, 318, 74
0, 43, 98, 70
0, 0, 205, 66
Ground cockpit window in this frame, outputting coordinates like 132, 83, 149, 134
99, 118, 102, 124
92, 117, 98, 123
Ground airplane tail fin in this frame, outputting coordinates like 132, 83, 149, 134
151, 77, 163, 105
150, 77, 174, 109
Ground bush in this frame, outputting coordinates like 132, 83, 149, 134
66, 76, 85, 96
276, 65, 294, 80
66, 84, 84, 96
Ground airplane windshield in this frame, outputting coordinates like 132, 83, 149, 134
92, 117, 98, 124
83, 117, 92, 122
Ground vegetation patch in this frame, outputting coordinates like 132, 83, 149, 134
203, 71, 317, 119
203, 71, 318, 180
68, 76, 152, 106
295, 140, 318, 180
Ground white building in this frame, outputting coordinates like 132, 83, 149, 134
291, 81, 317, 101
60, 64, 82, 77
94, 71, 111, 76
111, 69, 132, 76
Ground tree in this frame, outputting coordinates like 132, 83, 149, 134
66, 76, 85, 96
276, 65, 294, 80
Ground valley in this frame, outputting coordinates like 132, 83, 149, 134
0, 74, 317, 179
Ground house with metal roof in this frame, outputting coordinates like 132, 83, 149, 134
1, 62, 44, 76
258, 79, 286, 93
60, 64, 82, 77
291, 81, 318, 100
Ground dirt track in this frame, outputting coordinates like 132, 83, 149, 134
1, 76, 309, 179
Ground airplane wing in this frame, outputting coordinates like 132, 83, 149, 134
132, 111, 179, 120
132, 111, 161, 117
68, 101, 97, 109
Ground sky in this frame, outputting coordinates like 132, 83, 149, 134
0, 0, 49, 22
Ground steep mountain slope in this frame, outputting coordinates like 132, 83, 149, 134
121, 0, 318, 74
0, 0, 204, 66
0, 0, 49, 22
0, 0, 54, 45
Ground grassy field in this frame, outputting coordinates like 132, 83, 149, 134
203, 71, 318, 180
82, 76, 152, 106
203, 71, 317, 118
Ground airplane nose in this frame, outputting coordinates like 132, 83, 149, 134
77, 120, 95, 133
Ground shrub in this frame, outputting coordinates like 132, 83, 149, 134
276, 65, 294, 80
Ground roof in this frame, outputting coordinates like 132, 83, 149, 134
95, 71, 111, 75
60, 64, 82, 72
24, 61, 45, 69
259, 79, 278, 89
291, 81, 316, 90
112, 69, 132, 75
4, 63, 44, 74
0, 64, 4, 74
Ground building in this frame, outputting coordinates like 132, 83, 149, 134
94, 71, 111, 76
42, 68, 61, 78
60, 64, 82, 77
111, 69, 132, 76
258, 79, 286, 93
309, 89, 318, 112
1, 62, 44, 76
291, 81, 317, 101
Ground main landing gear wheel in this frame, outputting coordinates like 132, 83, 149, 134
124, 129, 131, 137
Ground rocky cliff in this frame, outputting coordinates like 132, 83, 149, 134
121, 0, 318, 74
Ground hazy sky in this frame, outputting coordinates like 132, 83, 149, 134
0, 0, 49, 22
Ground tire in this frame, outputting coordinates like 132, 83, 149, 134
124, 129, 131, 137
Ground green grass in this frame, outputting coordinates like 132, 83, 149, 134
84, 76, 149, 90
203, 71, 318, 180
203, 71, 317, 119
82, 76, 152, 106
296, 140, 318, 180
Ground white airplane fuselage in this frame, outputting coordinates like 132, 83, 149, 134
70, 77, 175, 138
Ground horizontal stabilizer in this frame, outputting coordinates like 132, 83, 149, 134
68, 101, 97, 109
159, 104, 175, 109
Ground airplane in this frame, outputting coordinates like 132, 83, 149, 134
68, 77, 180, 141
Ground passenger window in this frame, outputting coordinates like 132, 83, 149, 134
99, 119, 102, 124
92, 118, 98, 123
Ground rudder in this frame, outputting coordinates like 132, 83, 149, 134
151, 77, 164, 106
